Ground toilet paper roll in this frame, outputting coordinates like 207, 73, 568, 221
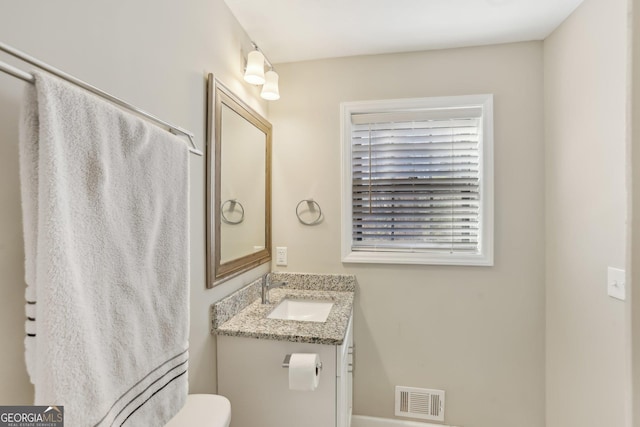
288, 353, 321, 391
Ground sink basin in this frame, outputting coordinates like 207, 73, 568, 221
267, 298, 334, 322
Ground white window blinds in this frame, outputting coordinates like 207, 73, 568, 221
349, 107, 483, 254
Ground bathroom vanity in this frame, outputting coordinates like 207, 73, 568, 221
211, 273, 355, 427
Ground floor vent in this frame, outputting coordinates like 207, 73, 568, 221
395, 386, 445, 422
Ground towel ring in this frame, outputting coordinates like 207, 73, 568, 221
296, 199, 322, 225
221, 199, 245, 225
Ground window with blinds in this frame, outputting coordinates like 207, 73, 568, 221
341, 95, 493, 266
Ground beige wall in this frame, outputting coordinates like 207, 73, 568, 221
0, 0, 270, 404
633, 0, 640, 425
544, 0, 630, 425
269, 42, 546, 427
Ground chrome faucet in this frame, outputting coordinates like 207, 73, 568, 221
261, 273, 287, 304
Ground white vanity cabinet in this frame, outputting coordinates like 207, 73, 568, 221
336, 316, 353, 427
217, 316, 353, 427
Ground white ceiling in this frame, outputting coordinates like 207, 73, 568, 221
224, 0, 584, 64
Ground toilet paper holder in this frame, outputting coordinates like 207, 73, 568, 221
282, 354, 323, 371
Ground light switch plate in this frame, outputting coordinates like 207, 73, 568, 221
276, 246, 287, 266
607, 267, 626, 301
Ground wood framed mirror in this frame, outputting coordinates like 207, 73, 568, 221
206, 74, 272, 287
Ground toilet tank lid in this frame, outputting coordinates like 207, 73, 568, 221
165, 394, 231, 427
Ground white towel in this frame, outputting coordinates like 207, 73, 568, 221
19, 70, 190, 427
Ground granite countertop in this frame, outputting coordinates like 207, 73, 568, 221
211, 273, 356, 345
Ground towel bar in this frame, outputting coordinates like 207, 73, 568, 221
0, 41, 203, 156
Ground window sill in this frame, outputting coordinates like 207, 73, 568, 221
341, 250, 493, 267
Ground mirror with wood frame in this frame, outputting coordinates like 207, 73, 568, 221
206, 74, 271, 287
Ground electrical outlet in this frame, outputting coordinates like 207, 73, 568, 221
607, 267, 626, 301
276, 247, 287, 266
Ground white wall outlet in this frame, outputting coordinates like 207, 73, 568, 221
276, 246, 287, 266
607, 267, 626, 301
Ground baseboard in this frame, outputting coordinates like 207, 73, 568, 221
351, 415, 457, 427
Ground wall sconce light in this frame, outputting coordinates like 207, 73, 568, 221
244, 50, 265, 85
261, 70, 280, 101
243, 42, 280, 101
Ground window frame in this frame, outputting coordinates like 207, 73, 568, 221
340, 94, 494, 266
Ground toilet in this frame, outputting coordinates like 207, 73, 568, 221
165, 394, 231, 427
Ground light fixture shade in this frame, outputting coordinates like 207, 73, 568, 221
261, 70, 280, 100
244, 50, 265, 85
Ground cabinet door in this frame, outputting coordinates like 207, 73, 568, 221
347, 338, 353, 426
336, 316, 353, 427
218, 336, 337, 427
